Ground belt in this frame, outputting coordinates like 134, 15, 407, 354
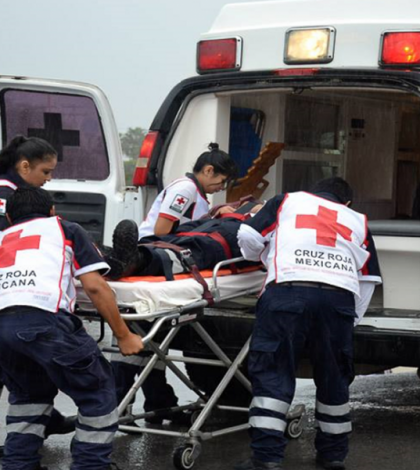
268, 281, 347, 292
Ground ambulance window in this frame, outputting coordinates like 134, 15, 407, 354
285, 96, 339, 150
1, 89, 109, 181
282, 160, 338, 193
229, 107, 265, 177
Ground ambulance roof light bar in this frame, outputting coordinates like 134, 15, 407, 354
380, 31, 420, 67
197, 37, 243, 74
284, 27, 336, 65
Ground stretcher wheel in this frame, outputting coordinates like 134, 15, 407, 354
285, 418, 303, 439
173, 444, 196, 469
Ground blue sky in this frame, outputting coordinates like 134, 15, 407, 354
1, 0, 258, 132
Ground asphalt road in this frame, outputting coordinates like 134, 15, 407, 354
1, 368, 420, 470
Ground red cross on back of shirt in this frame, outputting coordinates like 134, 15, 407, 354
0, 200, 5, 208
177, 197, 186, 205
0, 230, 41, 268
295, 205, 353, 247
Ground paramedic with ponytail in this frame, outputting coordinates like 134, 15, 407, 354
0, 135, 76, 460
110, 143, 237, 425
235, 177, 382, 470
0, 187, 144, 470
0, 135, 57, 231
137, 142, 238, 239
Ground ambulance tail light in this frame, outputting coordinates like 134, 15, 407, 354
197, 37, 242, 74
380, 32, 420, 66
132, 131, 159, 186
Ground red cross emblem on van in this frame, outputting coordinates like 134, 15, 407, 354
0, 230, 41, 268
295, 206, 352, 247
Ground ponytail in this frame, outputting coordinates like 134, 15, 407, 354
0, 135, 57, 174
193, 142, 238, 182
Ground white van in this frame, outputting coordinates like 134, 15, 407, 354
2, 0, 420, 383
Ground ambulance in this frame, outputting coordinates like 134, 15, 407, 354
1, 0, 420, 386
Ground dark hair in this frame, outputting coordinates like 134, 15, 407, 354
310, 177, 353, 204
193, 142, 238, 182
0, 135, 57, 174
7, 187, 54, 222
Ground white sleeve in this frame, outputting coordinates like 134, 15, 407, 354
354, 282, 376, 325
238, 224, 267, 261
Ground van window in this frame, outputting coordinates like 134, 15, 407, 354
1, 89, 110, 181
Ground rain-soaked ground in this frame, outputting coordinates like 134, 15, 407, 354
1, 328, 420, 470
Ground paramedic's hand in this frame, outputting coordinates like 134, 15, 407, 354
213, 205, 236, 217
117, 332, 144, 356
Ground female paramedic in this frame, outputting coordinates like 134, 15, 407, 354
0, 135, 58, 230
0, 135, 73, 460
137, 142, 238, 239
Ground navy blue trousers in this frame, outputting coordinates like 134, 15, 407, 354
248, 284, 355, 464
0, 309, 118, 470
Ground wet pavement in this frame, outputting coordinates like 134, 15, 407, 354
1, 367, 420, 470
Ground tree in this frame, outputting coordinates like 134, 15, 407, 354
119, 127, 147, 185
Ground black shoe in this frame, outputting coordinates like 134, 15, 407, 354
45, 410, 76, 437
316, 454, 346, 469
113, 219, 140, 264
234, 457, 283, 470
145, 410, 192, 426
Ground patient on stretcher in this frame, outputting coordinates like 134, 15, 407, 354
105, 202, 263, 281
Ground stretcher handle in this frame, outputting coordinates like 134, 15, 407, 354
212, 256, 245, 302
102, 313, 178, 354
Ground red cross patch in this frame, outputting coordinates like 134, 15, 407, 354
295, 205, 353, 247
169, 194, 190, 214
0, 230, 41, 268
0, 198, 6, 215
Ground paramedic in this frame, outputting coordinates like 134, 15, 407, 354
235, 177, 382, 470
137, 142, 237, 239
111, 144, 237, 424
0, 187, 144, 470
0, 135, 73, 460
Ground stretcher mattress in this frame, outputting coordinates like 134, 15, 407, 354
76, 267, 265, 315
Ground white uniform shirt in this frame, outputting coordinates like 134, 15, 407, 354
0, 216, 109, 313
138, 175, 209, 240
238, 192, 382, 321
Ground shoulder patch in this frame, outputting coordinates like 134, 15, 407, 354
0, 198, 6, 214
169, 194, 190, 214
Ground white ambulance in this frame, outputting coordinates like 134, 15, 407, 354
2, 0, 420, 382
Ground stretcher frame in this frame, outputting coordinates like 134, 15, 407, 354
79, 257, 305, 470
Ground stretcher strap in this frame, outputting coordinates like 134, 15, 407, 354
141, 241, 214, 305
176, 231, 238, 274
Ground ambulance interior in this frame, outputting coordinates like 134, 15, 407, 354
164, 87, 420, 312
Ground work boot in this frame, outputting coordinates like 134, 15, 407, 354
234, 457, 283, 470
106, 219, 145, 280
145, 409, 193, 426
316, 454, 346, 469
112, 219, 140, 265
45, 409, 76, 437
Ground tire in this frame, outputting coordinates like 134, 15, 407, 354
285, 418, 303, 439
173, 445, 196, 470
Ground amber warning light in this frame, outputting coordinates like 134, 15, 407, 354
197, 37, 242, 73
381, 32, 420, 66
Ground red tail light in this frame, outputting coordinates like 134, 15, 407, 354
132, 131, 159, 186
197, 37, 242, 74
381, 32, 420, 66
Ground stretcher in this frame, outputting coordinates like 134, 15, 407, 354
76, 257, 306, 470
